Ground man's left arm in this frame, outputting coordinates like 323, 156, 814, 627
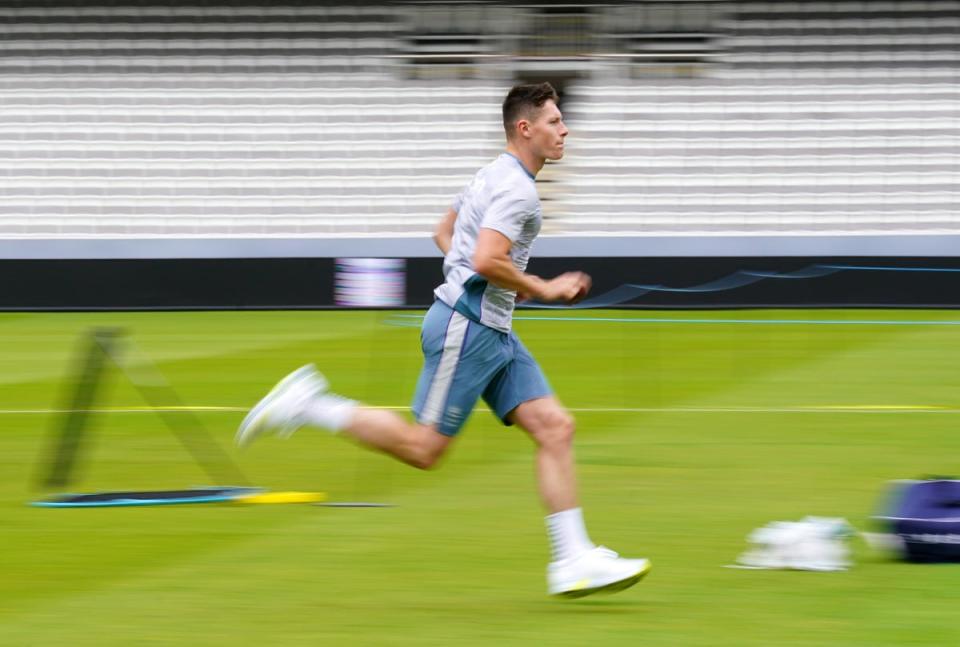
433, 207, 457, 256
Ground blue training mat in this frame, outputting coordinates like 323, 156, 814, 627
31, 486, 263, 508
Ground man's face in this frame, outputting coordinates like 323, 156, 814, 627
524, 99, 568, 161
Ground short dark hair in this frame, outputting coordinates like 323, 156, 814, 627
502, 82, 559, 137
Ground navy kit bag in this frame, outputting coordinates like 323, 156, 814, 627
875, 479, 960, 562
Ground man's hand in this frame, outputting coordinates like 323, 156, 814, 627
473, 228, 591, 305
534, 271, 592, 304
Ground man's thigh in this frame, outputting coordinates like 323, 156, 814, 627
412, 303, 507, 436
482, 333, 553, 426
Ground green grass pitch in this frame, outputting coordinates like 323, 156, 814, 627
2, 309, 960, 646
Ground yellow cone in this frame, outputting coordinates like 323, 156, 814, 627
230, 491, 327, 505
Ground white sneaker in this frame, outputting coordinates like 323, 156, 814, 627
547, 546, 651, 598
236, 364, 328, 448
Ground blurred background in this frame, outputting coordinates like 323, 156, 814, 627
0, 0, 957, 309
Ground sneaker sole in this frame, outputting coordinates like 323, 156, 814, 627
553, 560, 652, 599
236, 365, 324, 447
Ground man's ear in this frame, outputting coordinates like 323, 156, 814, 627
515, 118, 531, 139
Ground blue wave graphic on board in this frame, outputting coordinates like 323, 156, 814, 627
524, 263, 960, 309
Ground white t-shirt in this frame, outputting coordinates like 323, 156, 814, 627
434, 153, 542, 333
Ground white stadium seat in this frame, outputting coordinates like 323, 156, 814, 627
0, 1, 957, 239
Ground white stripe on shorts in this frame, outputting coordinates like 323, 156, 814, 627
420, 310, 470, 426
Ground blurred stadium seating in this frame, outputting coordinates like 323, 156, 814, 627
0, 1, 956, 241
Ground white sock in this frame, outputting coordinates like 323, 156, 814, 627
301, 392, 357, 433
546, 507, 595, 563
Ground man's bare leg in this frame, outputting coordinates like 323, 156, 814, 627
339, 408, 453, 470
509, 396, 578, 513
236, 365, 452, 469
510, 396, 593, 561
509, 395, 651, 597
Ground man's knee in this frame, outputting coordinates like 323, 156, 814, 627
528, 407, 576, 449
410, 445, 444, 470
408, 425, 453, 470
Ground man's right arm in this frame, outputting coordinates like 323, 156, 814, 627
473, 228, 590, 303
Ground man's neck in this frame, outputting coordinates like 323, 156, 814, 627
504, 144, 544, 178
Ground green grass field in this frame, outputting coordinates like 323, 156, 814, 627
2, 309, 960, 646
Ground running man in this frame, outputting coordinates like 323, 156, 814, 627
236, 82, 650, 597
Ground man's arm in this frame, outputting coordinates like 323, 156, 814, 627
433, 207, 458, 256
473, 228, 590, 303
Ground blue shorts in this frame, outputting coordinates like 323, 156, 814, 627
411, 300, 552, 436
